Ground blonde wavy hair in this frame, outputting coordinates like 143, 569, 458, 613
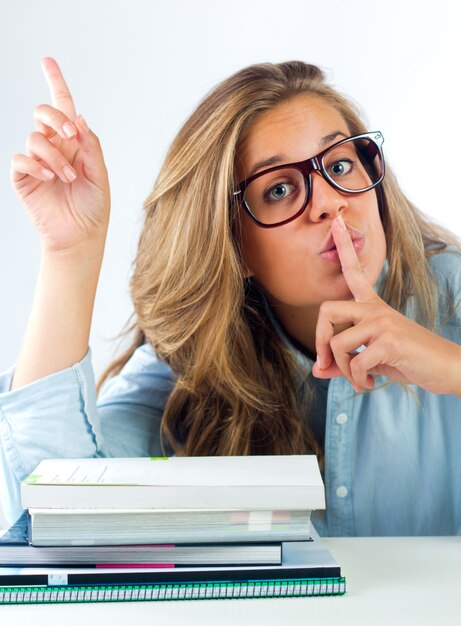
98, 61, 458, 459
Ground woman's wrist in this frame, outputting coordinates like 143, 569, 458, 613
40, 233, 107, 268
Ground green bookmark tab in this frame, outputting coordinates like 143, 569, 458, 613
24, 474, 42, 484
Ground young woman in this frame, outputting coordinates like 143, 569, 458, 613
1, 58, 460, 535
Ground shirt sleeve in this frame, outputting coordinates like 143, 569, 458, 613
0, 343, 175, 527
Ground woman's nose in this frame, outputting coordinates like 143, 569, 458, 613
307, 171, 348, 222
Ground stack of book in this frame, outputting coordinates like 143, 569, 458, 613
0, 455, 346, 603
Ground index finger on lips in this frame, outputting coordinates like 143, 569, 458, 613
332, 215, 377, 303
41, 57, 77, 120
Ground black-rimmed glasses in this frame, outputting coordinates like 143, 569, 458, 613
233, 131, 385, 228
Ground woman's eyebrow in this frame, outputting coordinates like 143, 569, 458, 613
248, 155, 287, 178
319, 130, 348, 148
247, 131, 349, 178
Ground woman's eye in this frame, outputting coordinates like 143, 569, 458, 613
266, 182, 295, 201
329, 159, 353, 177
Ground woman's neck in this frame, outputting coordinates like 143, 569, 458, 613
269, 300, 351, 360
269, 302, 320, 359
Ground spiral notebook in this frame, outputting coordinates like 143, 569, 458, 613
0, 527, 346, 604
0, 577, 346, 603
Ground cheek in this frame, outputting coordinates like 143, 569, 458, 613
372, 211, 387, 258
363, 214, 387, 286
240, 221, 287, 280
239, 212, 298, 278
239, 216, 326, 304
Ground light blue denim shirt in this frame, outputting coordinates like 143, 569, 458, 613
1, 250, 461, 535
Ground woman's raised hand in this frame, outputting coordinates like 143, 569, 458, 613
10, 57, 110, 254
312, 215, 461, 396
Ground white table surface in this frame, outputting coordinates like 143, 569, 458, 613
1, 536, 460, 626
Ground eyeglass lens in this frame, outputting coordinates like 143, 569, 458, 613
243, 136, 383, 226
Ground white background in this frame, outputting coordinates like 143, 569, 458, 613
1, 0, 460, 380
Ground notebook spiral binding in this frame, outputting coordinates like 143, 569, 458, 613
1, 577, 346, 604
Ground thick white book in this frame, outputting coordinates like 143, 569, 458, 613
27, 508, 312, 545
21, 455, 325, 511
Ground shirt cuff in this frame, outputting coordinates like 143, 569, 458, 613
0, 348, 102, 482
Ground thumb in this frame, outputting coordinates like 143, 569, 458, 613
312, 360, 342, 379
73, 115, 107, 183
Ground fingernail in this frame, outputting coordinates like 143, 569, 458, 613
62, 122, 77, 138
336, 214, 346, 231
63, 164, 76, 181
41, 168, 55, 180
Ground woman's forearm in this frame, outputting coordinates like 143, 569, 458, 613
11, 242, 105, 390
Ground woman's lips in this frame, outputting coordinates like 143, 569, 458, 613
320, 235, 365, 264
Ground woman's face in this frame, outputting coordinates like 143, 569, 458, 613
236, 95, 387, 321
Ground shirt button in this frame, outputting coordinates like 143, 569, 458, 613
336, 412, 348, 425
336, 486, 348, 498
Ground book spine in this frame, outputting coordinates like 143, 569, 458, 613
0, 577, 346, 604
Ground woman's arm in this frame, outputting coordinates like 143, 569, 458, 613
9, 57, 110, 389
313, 215, 461, 396
12, 244, 105, 389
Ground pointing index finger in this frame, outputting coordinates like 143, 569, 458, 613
332, 214, 376, 302
40, 57, 76, 119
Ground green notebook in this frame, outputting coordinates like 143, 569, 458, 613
0, 577, 346, 604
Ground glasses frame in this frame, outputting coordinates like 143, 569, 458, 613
233, 131, 385, 228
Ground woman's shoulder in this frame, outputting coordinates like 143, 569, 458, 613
427, 245, 461, 277
126, 341, 174, 376
427, 246, 461, 325
98, 341, 176, 404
